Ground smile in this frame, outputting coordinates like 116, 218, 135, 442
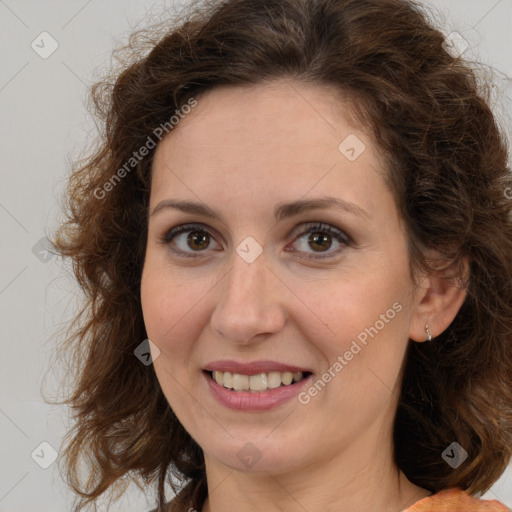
203, 369, 313, 412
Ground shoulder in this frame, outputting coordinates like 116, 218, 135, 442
404, 488, 510, 512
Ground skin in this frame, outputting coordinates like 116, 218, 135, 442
140, 78, 467, 512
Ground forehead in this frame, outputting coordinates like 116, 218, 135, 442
160, 79, 365, 156
150, 79, 391, 223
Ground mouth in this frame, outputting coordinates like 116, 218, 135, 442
202, 359, 314, 411
202, 370, 313, 413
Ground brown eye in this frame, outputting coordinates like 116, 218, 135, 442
308, 232, 333, 252
161, 223, 221, 257
187, 230, 210, 251
290, 222, 352, 260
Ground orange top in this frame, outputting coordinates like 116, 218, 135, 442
157, 485, 511, 512
404, 488, 510, 512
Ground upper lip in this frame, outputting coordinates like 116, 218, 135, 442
203, 360, 312, 375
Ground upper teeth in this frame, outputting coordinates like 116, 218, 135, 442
212, 371, 304, 391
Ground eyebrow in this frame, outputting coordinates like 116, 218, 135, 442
151, 196, 370, 222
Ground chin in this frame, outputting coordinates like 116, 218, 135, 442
203, 433, 315, 475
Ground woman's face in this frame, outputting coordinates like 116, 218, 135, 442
141, 79, 423, 475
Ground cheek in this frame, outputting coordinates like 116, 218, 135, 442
140, 262, 208, 420
293, 276, 412, 431
140, 261, 205, 357
294, 260, 412, 390
305, 271, 408, 343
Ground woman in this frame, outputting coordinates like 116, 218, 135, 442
53, 0, 512, 510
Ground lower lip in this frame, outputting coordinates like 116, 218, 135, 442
204, 371, 312, 412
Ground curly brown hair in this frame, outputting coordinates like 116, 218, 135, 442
52, 0, 512, 510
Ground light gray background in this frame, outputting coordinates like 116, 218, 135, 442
1, 1, 511, 511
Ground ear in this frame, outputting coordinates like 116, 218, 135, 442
409, 252, 469, 343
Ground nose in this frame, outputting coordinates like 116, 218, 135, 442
210, 249, 287, 345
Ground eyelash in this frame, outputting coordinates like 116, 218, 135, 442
159, 222, 353, 260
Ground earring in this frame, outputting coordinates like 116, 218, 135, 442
425, 323, 432, 341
